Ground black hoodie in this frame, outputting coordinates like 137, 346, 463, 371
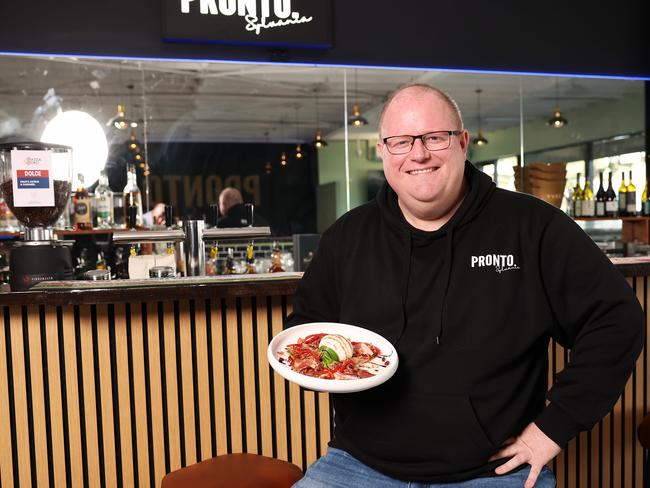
286, 161, 644, 482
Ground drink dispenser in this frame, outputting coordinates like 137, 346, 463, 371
0, 142, 74, 290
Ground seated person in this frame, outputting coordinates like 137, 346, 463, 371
217, 187, 269, 228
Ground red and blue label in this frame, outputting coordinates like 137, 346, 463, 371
16, 169, 50, 189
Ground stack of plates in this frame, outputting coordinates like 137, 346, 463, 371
514, 163, 567, 208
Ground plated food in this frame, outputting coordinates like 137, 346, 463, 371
268, 322, 398, 393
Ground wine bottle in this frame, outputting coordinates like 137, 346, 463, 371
642, 181, 650, 216
626, 170, 637, 216
595, 171, 606, 217
605, 172, 618, 217
94, 170, 114, 228
73, 174, 92, 230
572, 173, 583, 218
582, 178, 595, 217
618, 171, 627, 217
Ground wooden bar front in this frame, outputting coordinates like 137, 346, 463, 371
0, 269, 648, 487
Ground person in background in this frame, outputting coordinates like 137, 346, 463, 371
289, 84, 644, 488
217, 187, 269, 228
142, 202, 166, 227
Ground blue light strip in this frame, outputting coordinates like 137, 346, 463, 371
0, 50, 648, 81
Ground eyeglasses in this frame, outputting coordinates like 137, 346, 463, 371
382, 130, 462, 155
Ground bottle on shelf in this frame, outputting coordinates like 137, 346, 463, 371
642, 181, 650, 216
571, 173, 583, 218
582, 178, 595, 217
245, 241, 256, 274
595, 171, 606, 217
605, 171, 618, 217
94, 170, 114, 228
122, 163, 143, 227
223, 247, 236, 275
73, 173, 92, 230
268, 241, 285, 273
206, 242, 219, 276
626, 170, 637, 216
618, 171, 627, 217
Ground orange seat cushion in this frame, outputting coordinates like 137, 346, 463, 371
161, 453, 303, 488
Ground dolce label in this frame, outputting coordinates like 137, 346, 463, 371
11, 150, 55, 207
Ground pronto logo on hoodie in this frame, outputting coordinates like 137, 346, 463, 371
471, 254, 520, 273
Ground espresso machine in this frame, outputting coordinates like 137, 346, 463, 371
0, 142, 74, 290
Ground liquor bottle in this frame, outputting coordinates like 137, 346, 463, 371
268, 241, 285, 273
245, 241, 256, 274
73, 174, 92, 230
605, 172, 618, 217
122, 163, 143, 227
94, 170, 114, 228
572, 173, 583, 218
582, 178, 595, 217
618, 171, 627, 217
223, 247, 236, 275
205, 243, 219, 276
595, 171, 606, 217
626, 170, 637, 216
643, 181, 650, 216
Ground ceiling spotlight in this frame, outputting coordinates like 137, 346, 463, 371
264, 161, 272, 174
313, 130, 328, 148
547, 78, 568, 129
280, 151, 287, 166
349, 104, 368, 127
295, 143, 303, 159
106, 104, 131, 130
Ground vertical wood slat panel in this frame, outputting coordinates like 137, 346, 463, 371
240, 298, 258, 455
318, 393, 331, 458
144, 302, 166, 487
163, 301, 181, 472
271, 296, 288, 462
209, 300, 228, 457
303, 391, 318, 467
62, 307, 84, 488
225, 297, 243, 453
27, 306, 49, 488
10, 307, 31, 487
113, 303, 134, 487
97, 305, 117, 487
45, 307, 66, 487
194, 300, 213, 461
0, 308, 14, 488
634, 276, 645, 487
179, 300, 197, 466
255, 296, 274, 458
129, 303, 151, 488
79, 305, 101, 487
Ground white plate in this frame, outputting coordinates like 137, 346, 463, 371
267, 322, 399, 393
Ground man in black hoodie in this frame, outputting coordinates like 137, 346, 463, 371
288, 84, 644, 487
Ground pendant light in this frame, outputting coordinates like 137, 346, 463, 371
107, 104, 130, 130
472, 88, 488, 146
348, 69, 368, 127
294, 105, 303, 159
280, 120, 287, 167
547, 78, 568, 128
312, 87, 328, 148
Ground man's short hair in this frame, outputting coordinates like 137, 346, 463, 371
219, 187, 243, 211
378, 84, 464, 138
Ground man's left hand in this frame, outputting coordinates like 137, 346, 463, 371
489, 422, 561, 488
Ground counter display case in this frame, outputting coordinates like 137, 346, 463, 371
0, 261, 649, 487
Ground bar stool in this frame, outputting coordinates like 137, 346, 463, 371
161, 453, 303, 488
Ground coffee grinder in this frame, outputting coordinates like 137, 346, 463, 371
0, 142, 74, 290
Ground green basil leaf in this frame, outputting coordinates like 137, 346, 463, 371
319, 346, 339, 368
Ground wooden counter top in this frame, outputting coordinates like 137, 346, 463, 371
0, 272, 301, 306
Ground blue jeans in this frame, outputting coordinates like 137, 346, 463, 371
293, 448, 556, 488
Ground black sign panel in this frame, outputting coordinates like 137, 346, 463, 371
162, 0, 332, 48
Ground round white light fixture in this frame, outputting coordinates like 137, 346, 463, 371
41, 110, 108, 187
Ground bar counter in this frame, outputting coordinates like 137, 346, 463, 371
0, 262, 649, 488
